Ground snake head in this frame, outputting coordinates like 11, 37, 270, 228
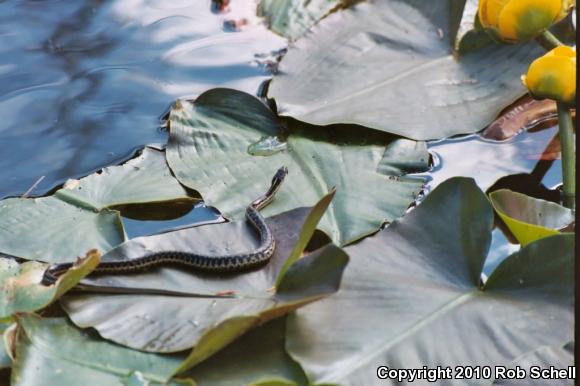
273, 166, 288, 184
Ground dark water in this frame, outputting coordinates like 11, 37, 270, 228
0, 0, 284, 199
0, 1, 563, 266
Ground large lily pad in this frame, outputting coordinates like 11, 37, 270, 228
61, 193, 348, 368
285, 178, 573, 385
489, 189, 574, 246
0, 250, 99, 318
0, 148, 193, 263
11, 315, 191, 386
166, 88, 427, 245
268, 0, 541, 140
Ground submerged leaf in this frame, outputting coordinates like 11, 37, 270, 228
0, 250, 99, 318
489, 189, 574, 246
268, 0, 542, 140
166, 88, 427, 245
286, 178, 573, 385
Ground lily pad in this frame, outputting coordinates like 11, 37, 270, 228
185, 318, 307, 386
285, 178, 573, 385
166, 88, 427, 245
0, 197, 124, 263
489, 189, 574, 246
55, 147, 195, 210
258, 0, 346, 41
0, 250, 99, 318
0, 148, 193, 263
11, 315, 190, 386
268, 0, 541, 140
60, 193, 348, 367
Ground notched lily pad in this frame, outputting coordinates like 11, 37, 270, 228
0, 250, 99, 318
0, 147, 195, 263
286, 178, 573, 385
166, 88, 427, 245
489, 189, 574, 246
60, 192, 348, 371
55, 147, 195, 210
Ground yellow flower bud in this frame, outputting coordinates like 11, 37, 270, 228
478, 0, 575, 43
522, 46, 576, 105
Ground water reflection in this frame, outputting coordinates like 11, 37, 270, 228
0, 0, 285, 198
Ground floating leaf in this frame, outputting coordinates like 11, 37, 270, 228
61, 194, 348, 367
0, 148, 193, 263
0, 251, 99, 318
489, 189, 574, 246
184, 318, 307, 386
54, 148, 195, 210
268, 0, 541, 140
286, 178, 573, 385
11, 315, 189, 386
0, 197, 124, 263
166, 88, 427, 245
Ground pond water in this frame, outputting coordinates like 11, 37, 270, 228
0, 0, 562, 274
0, 0, 284, 199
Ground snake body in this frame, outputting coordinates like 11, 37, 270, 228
42, 166, 288, 285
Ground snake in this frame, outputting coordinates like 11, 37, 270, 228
41, 166, 288, 285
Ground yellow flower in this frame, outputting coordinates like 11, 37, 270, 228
522, 46, 576, 105
478, 0, 575, 43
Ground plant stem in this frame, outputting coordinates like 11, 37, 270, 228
556, 102, 575, 210
535, 30, 564, 50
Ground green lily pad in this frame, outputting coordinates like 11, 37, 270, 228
55, 147, 195, 210
0, 250, 99, 318
285, 178, 573, 385
166, 88, 427, 245
489, 189, 574, 246
268, 0, 541, 140
11, 315, 190, 386
0, 197, 124, 263
258, 0, 346, 41
0, 148, 193, 263
184, 318, 307, 386
60, 193, 348, 368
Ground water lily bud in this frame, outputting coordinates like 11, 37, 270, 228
478, 0, 575, 43
522, 46, 576, 105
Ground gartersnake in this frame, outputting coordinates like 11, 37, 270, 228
42, 166, 288, 285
